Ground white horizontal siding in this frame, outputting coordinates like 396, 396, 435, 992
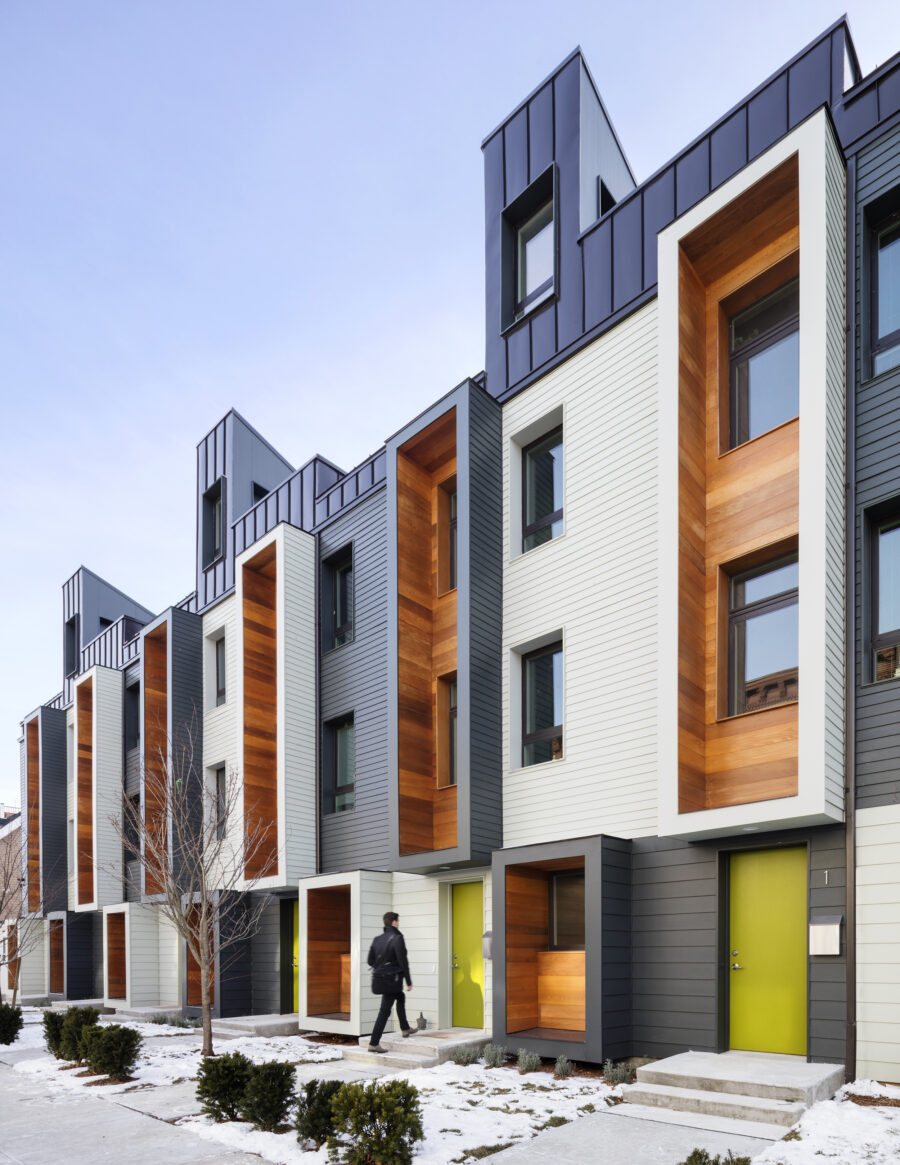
502, 302, 659, 847
856, 805, 900, 1084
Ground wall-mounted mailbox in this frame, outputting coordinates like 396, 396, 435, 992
809, 915, 842, 956
482, 931, 493, 960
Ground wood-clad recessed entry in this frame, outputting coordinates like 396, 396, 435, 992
186, 903, 215, 1008
76, 677, 94, 906
306, 885, 351, 1018
106, 912, 126, 1000
25, 717, 40, 913
677, 155, 800, 813
143, 622, 168, 896
397, 408, 459, 855
242, 542, 278, 879
49, 919, 64, 994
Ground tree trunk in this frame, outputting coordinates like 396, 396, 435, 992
200, 952, 213, 1057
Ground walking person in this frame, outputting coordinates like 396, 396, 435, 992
367, 911, 415, 1052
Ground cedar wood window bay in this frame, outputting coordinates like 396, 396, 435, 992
728, 277, 799, 449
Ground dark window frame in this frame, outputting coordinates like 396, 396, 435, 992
548, 869, 585, 951
500, 164, 558, 333
869, 506, 900, 682
727, 277, 799, 449
322, 713, 355, 815
202, 478, 226, 569
726, 553, 799, 716
322, 545, 354, 653
448, 488, 458, 591
521, 639, 563, 766
870, 206, 900, 378
214, 635, 226, 707
214, 766, 226, 840
448, 676, 458, 787
522, 426, 563, 553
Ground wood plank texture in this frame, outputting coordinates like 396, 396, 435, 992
106, 912, 126, 1000
397, 409, 458, 854
49, 919, 64, 994
536, 950, 586, 1031
76, 678, 94, 905
143, 623, 168, 896
677, 158, 800, 813
505, 866, 548, 1033
306, 886, 351, 1016
26, 718, 40, 912
186, 904, 214, 1007
243, 543, 278, 878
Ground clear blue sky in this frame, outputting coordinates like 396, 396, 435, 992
1, 2, 894, 804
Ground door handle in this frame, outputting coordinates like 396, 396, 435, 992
731, 963, 743, 970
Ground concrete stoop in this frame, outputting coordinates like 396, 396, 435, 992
211, 1013, 300, 1038
621, 1050, 844, 1134
343, 1027, 490, 1071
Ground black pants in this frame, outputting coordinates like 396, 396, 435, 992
370, 989, 409, 1045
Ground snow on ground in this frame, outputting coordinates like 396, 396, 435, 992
752, 1080, 900, 1165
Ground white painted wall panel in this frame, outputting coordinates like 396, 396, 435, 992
1, 920, 48, 998
157, 912, 181, 1007
501, 302, 660, 848
856, 804, 900, 1084
202, 595, 241, 885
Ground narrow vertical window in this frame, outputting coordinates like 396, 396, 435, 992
872, 516, 900, 680
323, 716, 355, 813
728, 278, 799, 447
215, 636, 226, 706
448, 677, 458, 786
727, 555, 799, 714
215, 766, 226, 840
448, 489, 458, 590
522, 641, 563, 765
515, 199, 554, 318
549, 871, 585, 949
522, 427, 563, 552
202, 479, 225, 567
323, 547, 354, 651
873, 211, 900, 376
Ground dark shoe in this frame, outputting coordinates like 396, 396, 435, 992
401, 1028, 416, 1038
368, 1044, 388, 1053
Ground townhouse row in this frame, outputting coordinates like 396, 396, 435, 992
5, 16, 900, 1083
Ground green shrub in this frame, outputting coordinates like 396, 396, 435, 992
0, 1002, 23, 1045
42, 1010, 65, 1056
602, 1057, 633, 1086
196, 1051, 253, 1122
516, 1048, 542, 1074
238, 1061, 297, 1132
482, 1043, 508, 1068
58, 1006, 99, 1061
328, 1079, 424, 1165
450, 1043, 480, 1066
78, 1024, 104, 1068
81, 1024, 142, 1080
676, 1152, 751, 1165
295, 1079, 343, 1149
554, 1054, 572, 1079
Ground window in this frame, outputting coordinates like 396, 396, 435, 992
515, 199, 554, 319
437, 673, 458, 788
871, 515, 900, 681
437, 478, 458, 594
323, 716, 355, 814
728, 277, 799, 448
214, 767, 226, 840
549, 871, 585, 950
727, 555, 798, 715
64, 615, 79, 678
202, 478, 225, 567
323, 547, 353, 651
872, 210, 900, 377
523, 427, 563, 552
215, 636, 226, 706
448, 488, 458, 590
522, 641, 563, 765
124, 683, 140, 751
123, 794, 140, 861
252, 481, 269, 505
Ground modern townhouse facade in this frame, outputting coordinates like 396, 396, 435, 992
10, 16, 900, 1085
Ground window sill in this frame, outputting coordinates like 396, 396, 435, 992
323, 806, 357, 819
508, 755, 565, 775
322, 637, 355, 657
862, 360, 900, 387
717, 413, 799, 459
500, 291, 557, 339
203, 551, 226, 572
861, 675, 900, 689
511, 530, 566, 564
715, 699, 798, 725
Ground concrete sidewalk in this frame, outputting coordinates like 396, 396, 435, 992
491, 1105, 775, 1164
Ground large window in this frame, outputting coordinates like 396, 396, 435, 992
322, 546, 353, 651
728, 278, 799, 448
872, 210, 900, 377
728, 555, 799, 715
872, 515, 900, 681
522, 427, 563, 553
522, 641, 563, 766
323, 715, 355, 814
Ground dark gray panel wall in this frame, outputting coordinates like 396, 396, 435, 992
809, 830, 847, 1063
467, 387, 503, 860
40, 708, 68, 913
854, 120, 900, 808
250, 895, 282, 1014
59, 910, 96, 999
319, 486, 391, 872
601, 837, 632, 1059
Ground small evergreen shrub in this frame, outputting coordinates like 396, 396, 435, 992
59, 1006, 99, 1061
295, 1078, 343, 1148
450, 1043, 480, 1066
482, 1043, 508, 1068
0, 1002, 23, 1045
328, 1079, 424, 1165
554, 1053, 572, 1079
42, 1009, 65, 1056
196, 1051, 253, 1122
78, 1024, 104, 1068
602, 1057, 632, 1086
516, 1048, 542, 1074
237, 1060, 297, 1132
81, 1024, 142, 1080
676, 1152, 751, 1165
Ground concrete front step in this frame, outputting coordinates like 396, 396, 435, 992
610, 1101, 789, 1143
343, 1045, 440, 1071
623, 1082, 806, 1128
356, 1028, 489, 1064
635, 1050, 844, 1106
212, 1013, 300, 1038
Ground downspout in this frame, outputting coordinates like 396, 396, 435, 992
843, 153, 857, 1083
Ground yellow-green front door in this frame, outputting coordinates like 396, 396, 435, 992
452, 882, 484, 1028
730, 847, 806, 1055
292, 900, 299, 1013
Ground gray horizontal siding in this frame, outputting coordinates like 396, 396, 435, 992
250, 894, 282, 1014
40, 708, 68, 913
319, 487, 391, 872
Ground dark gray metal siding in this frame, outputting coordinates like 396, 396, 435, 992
600, 836, 632, 1059
854, 120, 900, 809
319, 487, 391, 872
250, 895, 282, 1014
54, 910, 95, 1000
467, 387, 503, 860
39, 708, 68, 914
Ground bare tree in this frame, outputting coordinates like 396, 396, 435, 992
115, 717, 275, 1056
0, 820, 56, 1006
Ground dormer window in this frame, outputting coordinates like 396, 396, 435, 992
502, 165, 556, 331
202, 478, 225, 568
515, 199, 554, 318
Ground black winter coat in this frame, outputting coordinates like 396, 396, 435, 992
367, 926, 412, 989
